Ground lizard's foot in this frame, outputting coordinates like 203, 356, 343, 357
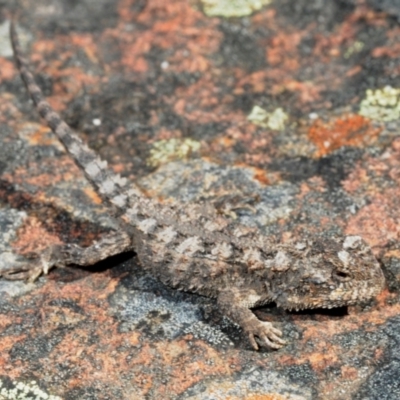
246, 319, 286, 350
1, 260, 48, 282
1, 232, 132, 283
1, 248, 54, 282
217, 290, 287, 351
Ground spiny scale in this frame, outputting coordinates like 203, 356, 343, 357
8, 20, 385, 350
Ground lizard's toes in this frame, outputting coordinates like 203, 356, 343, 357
1, 260, 46, 282
248, 320, 286, 350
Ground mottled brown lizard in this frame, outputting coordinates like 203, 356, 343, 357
5, 20, 385, 350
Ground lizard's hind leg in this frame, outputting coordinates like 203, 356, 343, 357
2, 230, 132, 282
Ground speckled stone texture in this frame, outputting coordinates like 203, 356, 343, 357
1, 0, 400, 399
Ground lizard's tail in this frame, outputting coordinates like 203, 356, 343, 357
10, 20, 134, 212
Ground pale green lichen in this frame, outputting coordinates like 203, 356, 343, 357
148, 138, 201, 168
343, 40, 364, 59
201, 0, 272, 17
247, 105, 269, 127
266, 107, 289, 130
247, 105, 288, 130
0, 379, 62, 400
359, 85, 400, 122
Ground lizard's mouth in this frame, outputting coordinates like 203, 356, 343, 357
279, 298, 357, 312
277, 276, 385, 312
280, 299, 357, 312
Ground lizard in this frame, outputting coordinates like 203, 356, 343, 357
5, 20, 385, 350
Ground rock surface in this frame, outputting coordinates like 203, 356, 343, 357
1, 0, 400, 398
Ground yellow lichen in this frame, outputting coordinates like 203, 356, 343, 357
0, 379, 62, 400
147, 138, 201, 168
247, 105, 288, 131
201, 0, 272, 17
343, 40, 364, 59
359, 86, 400, 122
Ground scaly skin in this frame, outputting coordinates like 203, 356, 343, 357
6, 20, 385, 350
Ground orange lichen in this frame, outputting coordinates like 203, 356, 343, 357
341, 167, 369, 193
116, 0, 220, 75
306, 347, 339, 372
30, 36, 102, 108
0, 334, 27, 377
346, 193, 400, 248
0, 93, 23, 123
83, 187, 103, 205
252, 167, 270, 185
32, 38, 57, 55
384, 249, 400, 259
12, 217, 62, 255
308, 114, 381, 157
154, 339, 233, 396
265, 32, 303, 70
17, 123, 61, 147
245, 395, 289, 400
172, 76, 245, 124
70, 33, 100, 64
372, 42, 400, 59
0, 58, 15, 83
340, 365, 359, 381
6, 157, 79, 187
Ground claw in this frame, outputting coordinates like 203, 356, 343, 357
246, 320, 287, 350
260, 334, 281, 349
249, 334, 259, 351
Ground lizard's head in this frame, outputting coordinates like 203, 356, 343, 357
267, 236, 385, 311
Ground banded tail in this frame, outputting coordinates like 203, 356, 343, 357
10, 20, 135, 212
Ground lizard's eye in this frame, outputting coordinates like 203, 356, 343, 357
333, 271, 350, 280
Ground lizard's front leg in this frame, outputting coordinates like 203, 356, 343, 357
2, 230, 132, 282
217, 288, 286, 350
